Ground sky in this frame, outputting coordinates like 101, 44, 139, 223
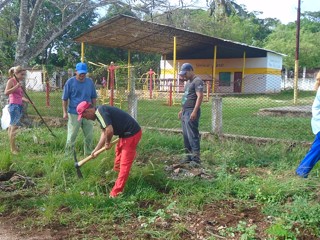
234, 0, 320, 24
180, 0, 320, 24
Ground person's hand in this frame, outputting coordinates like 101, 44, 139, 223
178, 110, 182, 119
63, 112, 68, 119
91, 151, 97, 158
15, 82, 21, 89
105, 142, 112, 150
190, 111, 197, 121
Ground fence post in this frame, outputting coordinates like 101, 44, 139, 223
169, 83, 173, 106
212, 96, 222, 135
128, 67, 138, 120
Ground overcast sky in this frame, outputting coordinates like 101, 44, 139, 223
235, 0, 320, 23
180, 0, 319, 24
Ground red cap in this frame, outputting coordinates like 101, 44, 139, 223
76, 101, 91, 121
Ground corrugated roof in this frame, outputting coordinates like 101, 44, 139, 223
74, 14, 284, 59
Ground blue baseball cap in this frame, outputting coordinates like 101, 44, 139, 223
179, 63, 194, 75
76, 62, 88, 74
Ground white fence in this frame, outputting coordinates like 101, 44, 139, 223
281, 78, 315, 91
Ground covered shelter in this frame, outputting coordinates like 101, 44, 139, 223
74, 14, 283, 94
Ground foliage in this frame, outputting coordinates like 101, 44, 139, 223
264, 11, 320, 68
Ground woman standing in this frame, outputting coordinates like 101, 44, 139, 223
4, 66, 28, 154
296, 71, 320, 177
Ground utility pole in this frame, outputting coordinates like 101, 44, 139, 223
294, 0, 301, 105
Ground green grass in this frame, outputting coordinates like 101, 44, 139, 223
27, 89, 315, 141
1, 127, 320, 239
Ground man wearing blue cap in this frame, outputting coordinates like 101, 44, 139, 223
62, 62, 97, 156
178, 63, 204, 165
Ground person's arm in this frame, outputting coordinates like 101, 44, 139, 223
4, 79, 20, 96
91, 125, 114, 157
91, 98, 97, 107
22, 97, 30, 103
62, 100, 68, 119
190, 91, 203, 121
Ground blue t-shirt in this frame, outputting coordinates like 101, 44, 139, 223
62, 77, 97, 114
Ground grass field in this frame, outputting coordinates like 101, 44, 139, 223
27, 89, 315, 141
0, 127, 320, 239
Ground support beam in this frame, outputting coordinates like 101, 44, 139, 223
127, 50, 131, 91
241, 51, 246, 93
173, 36, 177, 104
212, 45, 217, 93
81, 42, 85, 63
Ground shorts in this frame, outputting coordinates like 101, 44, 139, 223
8, 104, 23, 126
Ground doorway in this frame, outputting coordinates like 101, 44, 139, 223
234, 72, 242, 93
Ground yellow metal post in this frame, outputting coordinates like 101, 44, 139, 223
127, 50, 131, 91
173, 36, 177, 104
81, 42, 85, 63
212, 45, 217, 93
241, 51, 246, 92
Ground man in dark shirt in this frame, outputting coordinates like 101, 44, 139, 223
178, 63, 204, 165
76, 101, 142, 198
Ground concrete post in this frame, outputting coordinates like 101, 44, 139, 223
128, 67, 138, 120
212, 96, 222, 135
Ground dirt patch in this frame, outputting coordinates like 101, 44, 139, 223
0, 215, 54, 240
177, 200, 269, 239
29, 115, 67, 127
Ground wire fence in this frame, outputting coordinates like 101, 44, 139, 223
0, 67, 317, 142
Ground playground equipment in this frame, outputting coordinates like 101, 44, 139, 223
88, 61, 133, 108
139, 68, 158, 99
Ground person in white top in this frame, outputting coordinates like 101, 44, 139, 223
296, 71, 320, 177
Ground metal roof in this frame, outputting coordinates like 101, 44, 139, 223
74, 14, 283, 59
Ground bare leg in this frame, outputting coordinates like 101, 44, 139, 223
9, 125, 19, 154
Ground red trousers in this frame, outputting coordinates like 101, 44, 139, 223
110, 130, 142, 197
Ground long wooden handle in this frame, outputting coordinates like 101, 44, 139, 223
77, 138, 119, 167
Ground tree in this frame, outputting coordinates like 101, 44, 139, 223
206, 0, 247, 18
0, 0, 169, 68
264, 11, 320, 69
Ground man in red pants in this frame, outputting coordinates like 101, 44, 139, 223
76, 101, 142, 197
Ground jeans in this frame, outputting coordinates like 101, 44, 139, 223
181, 108, 201, 162
65, 113, 94, 156
8, 104, 22, 126
296, 131, 320, 177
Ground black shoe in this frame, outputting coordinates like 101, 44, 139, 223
188, 160, 201, 168
180, 158, 192, 164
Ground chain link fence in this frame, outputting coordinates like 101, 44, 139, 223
0, 66, 317, 142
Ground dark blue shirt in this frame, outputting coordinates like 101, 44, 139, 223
62, 77, 97, 114
181, 76, 204, 110
95, 105, 141, 138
